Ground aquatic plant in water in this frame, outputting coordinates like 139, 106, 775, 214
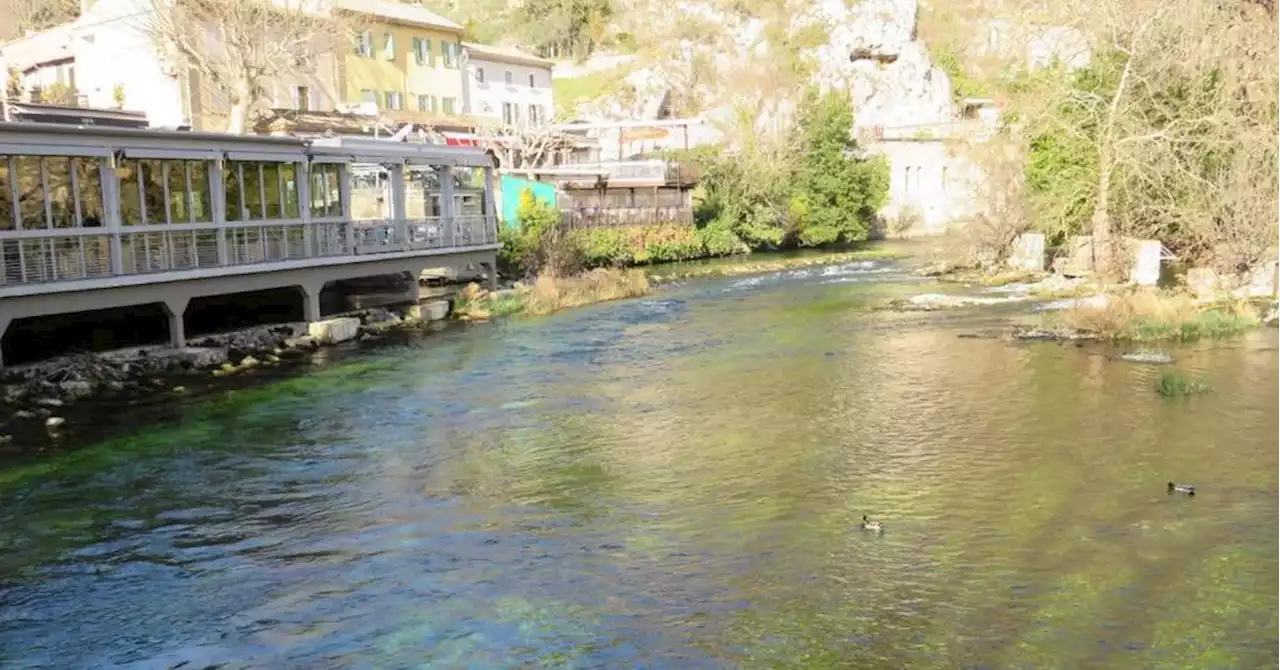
1156, 371, 1212, 397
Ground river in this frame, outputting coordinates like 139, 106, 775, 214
1, 257, 1277, 668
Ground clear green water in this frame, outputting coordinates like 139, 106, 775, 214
1, 260, 1277, 668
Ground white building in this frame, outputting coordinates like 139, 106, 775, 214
462, 43, 554, 127
0, 0, 342, 131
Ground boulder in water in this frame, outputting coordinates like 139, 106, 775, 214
1119, 351, 1174, 365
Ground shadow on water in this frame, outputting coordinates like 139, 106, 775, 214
0, 257, 1276, 669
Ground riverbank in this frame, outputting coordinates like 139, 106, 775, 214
453, 246, 909, 322
0, 247, 907, 447
899, 265, 1278, 342
0, 304, 453, 446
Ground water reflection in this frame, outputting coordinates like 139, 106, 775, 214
1, 260, 1276, 668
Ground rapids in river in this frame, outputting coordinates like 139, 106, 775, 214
1, 257, 1276, 668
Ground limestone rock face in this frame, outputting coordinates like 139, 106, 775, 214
848, 41, 955, 129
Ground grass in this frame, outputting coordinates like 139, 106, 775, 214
1052, 290, 1262, 342
521, 269, 651, 316
552, 65, 632, 118
1156, 371, 1212, 397
454, 269, 651, 320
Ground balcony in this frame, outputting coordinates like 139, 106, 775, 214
553, 159, 700, 187
0, 127, 500, 295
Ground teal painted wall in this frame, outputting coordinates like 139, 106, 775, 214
500, 175, 557, 228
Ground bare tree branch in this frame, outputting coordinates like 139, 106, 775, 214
141, 0, 353, 133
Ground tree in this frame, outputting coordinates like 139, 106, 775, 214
516, 0, 612, 61
469, 122, 572, 170
788, 89, 889, 246
922, 0, 1278, 277
0, 0, 78, 41
143, 0, 352, 133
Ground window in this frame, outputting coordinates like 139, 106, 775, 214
412, 37, 433, 66
310, 163, 343, 218
417, 94, 436, 113
354, 30, 373, 57
223, 161, 300, 222
383, 33, 395, 60
1, 155, 106, 231
293, 86, 310, 111
442, 41, 459, 68
528, 73, 536, 87
475, 67, 485, 83
384, 90, 403, 110
360, 89, 376, 105
441, 97, 456, 115
501, 102, 519, 125
504, 70, 513, 85
527, 104, 542, 126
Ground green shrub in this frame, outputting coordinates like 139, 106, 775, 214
573, 227, 634, 266
569, 224, 708, 267
697, 221, 749, 256
500, 188, 582, 277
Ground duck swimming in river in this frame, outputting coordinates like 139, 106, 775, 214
861, 515, 885, 532
1167, 481, 1196, 496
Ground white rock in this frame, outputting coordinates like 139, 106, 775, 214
423, 301, 451, 322
307, 317, 361, 344
171, 347, 229, 369
1119, 352, 1174, 365
59, 380, 94, 399
45, 416, 66, 429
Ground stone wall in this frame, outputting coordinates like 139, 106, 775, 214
870, 139, 984, 236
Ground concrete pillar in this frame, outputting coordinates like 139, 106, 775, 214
405, 269, 423, 303
164, 297, 190, 349
298, 161, 313, 256
338, 164, 355, 253
210, 158, 229, 266
0, 315, 11, 370
482, 166, 498, 244
440, 165, 455, 249
390, 161, 408, 250
298, 282, 322, 322
101, 160, 125, 274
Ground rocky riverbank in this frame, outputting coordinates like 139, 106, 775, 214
0, 301, 454, 444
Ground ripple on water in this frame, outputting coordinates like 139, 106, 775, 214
0, 263, 1276, 669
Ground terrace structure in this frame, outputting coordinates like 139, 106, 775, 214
0, 124, 499, 367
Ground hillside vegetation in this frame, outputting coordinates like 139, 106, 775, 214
427, 0, 831, 126
919, 0, 1278, 276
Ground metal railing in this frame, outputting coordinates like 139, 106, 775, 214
561, 207, 694, 229
1, 214, 500, 287
551, 159, 700, 185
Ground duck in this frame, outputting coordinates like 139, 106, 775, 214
861, 515, 885, 532
1167, 481, 1196, 496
